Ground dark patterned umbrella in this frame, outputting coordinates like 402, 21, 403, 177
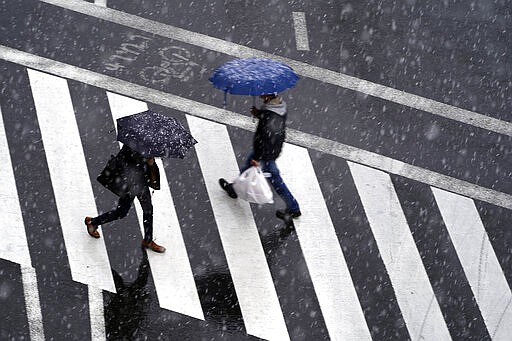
116, 110, 197, 158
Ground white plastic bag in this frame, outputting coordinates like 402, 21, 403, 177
232, 166, 274, 204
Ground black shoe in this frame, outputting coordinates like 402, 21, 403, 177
219, 178, 238, 198
276, 209, 301, 220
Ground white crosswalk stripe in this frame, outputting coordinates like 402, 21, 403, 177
0, 105, 45, 340
0, 105, 32, 268
2, 69, 512, 340
187, 115, 290, 341
278, 144, 371, 340
348, 162, 452, 340
28, 69, 115, 341
106, 92, 204, 320
432, 188, 512, 340
28, 69, 116, 293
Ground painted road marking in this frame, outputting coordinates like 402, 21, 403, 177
187, 115, 289, 341
292, 12, 310, 51
278, 144, 371, 340
2, 47, 510, 211
27, 69, 116, 293
106, 92, 204, 320
28, 69, 114, 341
94, 0, 106, 7
88, 287, 105, 341
21, 267, 45, 341
0, 106, 32, 267
39, 0, 512, 136
432, 188, 512, 340
0, 106, 44, 340
349, 162, 451, 340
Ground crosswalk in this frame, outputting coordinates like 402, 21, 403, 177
1, 65, 511, 340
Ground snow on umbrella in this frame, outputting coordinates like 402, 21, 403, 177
116, 110, 197, 158
209, 57, 300, 105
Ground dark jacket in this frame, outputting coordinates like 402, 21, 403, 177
97, 145, 160, 197
253, 109, 286, 161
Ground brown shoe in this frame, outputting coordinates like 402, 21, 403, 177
84, 217, 100, 239
141, 240, 166, 253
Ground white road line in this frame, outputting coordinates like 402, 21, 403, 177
348, 162, 451, 340
27, 69, 116, 294
94, 0, 106, 7
39, 0, 512, 136
0, 106, 44, 340
88, 287, 105, 341
432, 188, 512, 340
106, 92, 204, 320
277, 144, 371, 340
292, 12, 310, 51
21, 267, 45, 341
0, 106, 32, 267
187, 115, 289, 341
1, 47, 511, 211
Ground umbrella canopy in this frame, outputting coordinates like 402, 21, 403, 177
209, 58, 300, 96
116, 110, 197, 158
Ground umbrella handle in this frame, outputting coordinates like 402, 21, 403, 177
223, 91, 227, 109
252, 96, 256, 123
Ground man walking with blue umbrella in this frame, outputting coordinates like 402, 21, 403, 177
219, 93, 301, 223
211, 58, 301, 224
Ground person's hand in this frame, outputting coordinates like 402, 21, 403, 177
250, 159, 260, 167
147, 157, 155, 166
250, 106, 259, 117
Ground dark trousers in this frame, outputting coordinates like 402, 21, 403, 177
91, 187, 154, 242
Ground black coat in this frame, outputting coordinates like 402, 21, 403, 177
97, 145, 160, 197
253, 110, 286, 161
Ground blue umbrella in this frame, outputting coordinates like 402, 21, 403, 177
116, 110, 197, 158
209, 58, 299, 105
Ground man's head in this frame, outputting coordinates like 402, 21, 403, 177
259, 94, 277, 103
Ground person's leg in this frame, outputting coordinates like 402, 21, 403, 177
85, 194, 134, 238
261, 160, 300, 214
137, 187, 154, 243
239, 151, 255, 174
90, 194, 134, 226
138, 187, 165, 253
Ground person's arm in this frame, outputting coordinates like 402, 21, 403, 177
250, 106, 262, 119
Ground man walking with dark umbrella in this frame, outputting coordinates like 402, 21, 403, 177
85, 144, 166, 253
219, 94, 301, 223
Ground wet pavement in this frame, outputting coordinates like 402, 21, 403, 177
0, 0, 511, 340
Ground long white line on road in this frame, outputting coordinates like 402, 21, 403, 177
28, 69, 115, 293
88, 287, 105, 341
94, 0, 106, 7
39, 0, 512, 136
187, 115, 289, 341
2, 46, 511, 211
28, 69, 114, 341
106, 92, 204, 320
0, 106, 32, 267
0, 106, 45, 340
292, 12, 310, 51
432, 188, 512, 340
21, 267, 45, 341
278, 144, 371, 340
349, 162, 451, 340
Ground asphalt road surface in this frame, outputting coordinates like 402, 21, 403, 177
0, 0, 511, 340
